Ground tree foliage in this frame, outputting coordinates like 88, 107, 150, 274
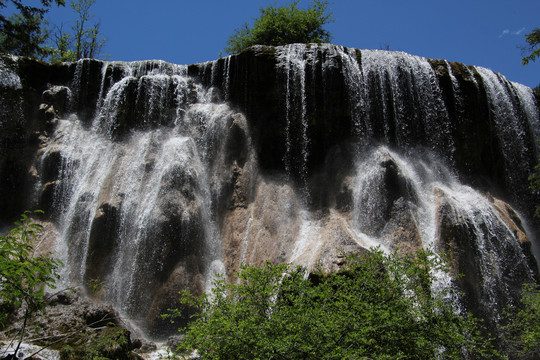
224, 0, 333, 55
529, 140, 540, 218
48, 0, 106, 62
501, 283, 540, 360
169, 249, 500, 360
0, 0, 65, 58
0, 0, 106, 62
522, 28, 540, 65
0, 12, 50, 59
0, 210, 61, 358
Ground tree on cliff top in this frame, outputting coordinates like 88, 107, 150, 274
48, 0, 107, 62
522, 28, 540, 65
224, 0, 333, 55
169, 249, 501, 359
0, 0, 65, 58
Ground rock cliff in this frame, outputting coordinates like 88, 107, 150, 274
0, 44, 538, 338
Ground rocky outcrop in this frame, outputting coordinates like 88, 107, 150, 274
0, 291, 149, 360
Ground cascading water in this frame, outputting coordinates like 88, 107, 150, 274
0, 56, 23, 131
39, 60, 250, 336
476, 67, 539, 199
0, 43, 538, 339
359, 49, 454, 154
277, 45, 310, 194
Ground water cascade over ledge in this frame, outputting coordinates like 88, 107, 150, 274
0, 44, 538, 338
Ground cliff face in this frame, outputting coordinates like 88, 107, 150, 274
0, 44, 539, 338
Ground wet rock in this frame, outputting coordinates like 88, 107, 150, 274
353, 151, 418, 238
38, 180, 60, 216
84, 202, 121, 289
136, 339, 157, 352
80, 303, 119, 328
434, 188, 538, 323
48, 291, 77, 306
166, 335, 184, 351
381, 197, 422, 255
0, 290, 137, 360
42, 85, 70, 117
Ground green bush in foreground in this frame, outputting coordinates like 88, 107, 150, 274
169, 249, 500, 360
501, 283, 540, 360
0, 211, 61, 357
0, 211, 61, 327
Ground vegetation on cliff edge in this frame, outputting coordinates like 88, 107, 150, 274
224, 0, 333, 55
0, 0, 65, 58
522, 27, 540, 66
0, 0, 106, 61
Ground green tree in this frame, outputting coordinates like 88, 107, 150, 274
0, 211, 62, 356
169, 249, 500, 359
522, 28, 540, 65
224, 0, 333, 55
530, 140, 540, 218
48, 0, 106, 62
0, 12, 49, 58
501, 283, 540, 360
0, 0, 65, 57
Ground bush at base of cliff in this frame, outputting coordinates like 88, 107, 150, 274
501, 283, 540, 360
0, 210, 61, 358
168, 249, 501, 360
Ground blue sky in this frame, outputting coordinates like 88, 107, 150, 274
34, 0, 540, 87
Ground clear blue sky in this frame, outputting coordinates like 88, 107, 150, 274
40, 0, 540, 87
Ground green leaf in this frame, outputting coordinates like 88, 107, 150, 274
168, 248, 501, 359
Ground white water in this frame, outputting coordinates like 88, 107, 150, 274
0, 342, 59, 360
45, 64, 239, 333
277, 45, 310, 195
0, 56, 23, 128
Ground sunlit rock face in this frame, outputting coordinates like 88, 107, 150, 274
0, 44, 538, 338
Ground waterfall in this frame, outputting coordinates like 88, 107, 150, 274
0, 44, 538, 338
42, 63, 243, 336
475, 67, 539, 199
277, 45, 310, 195
0, 56, 23, 130
359, 49, 454, 153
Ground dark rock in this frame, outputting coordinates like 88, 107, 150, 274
40, 149, 63, 183
335, 182, 353, 212
353, 151, 418, 237
84, 202, 121, 288
42, 85, 70, 117
80, 304, 119, 328
166, 335, 184, 351
435, 189, 538, 327
38, 180, 59, 216
136, 339, 157, 352
48, 291, 78, 306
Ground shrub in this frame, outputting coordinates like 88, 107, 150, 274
502, 283, 540, 360
224, 0, 333, 55
0, 210, 61, 356
169, 249, 500, 359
